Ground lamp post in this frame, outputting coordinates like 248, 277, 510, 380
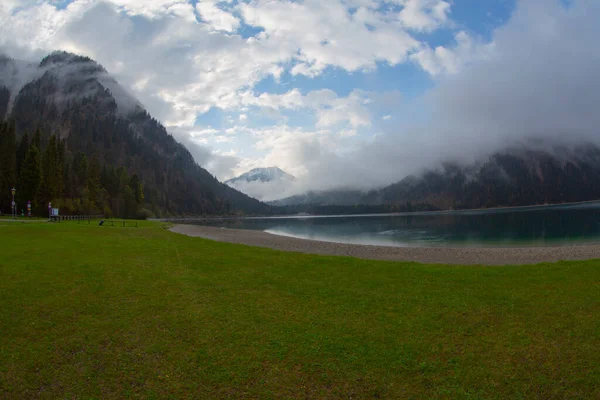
11, 187, 16, 219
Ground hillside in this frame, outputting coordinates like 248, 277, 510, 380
271, 143, 600, 212
375, 144, 600, 210
268, 189, 365, 207
0, 51, 270, 217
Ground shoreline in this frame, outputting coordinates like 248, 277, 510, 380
169, 224, 600, 265
158, 199, 600, 222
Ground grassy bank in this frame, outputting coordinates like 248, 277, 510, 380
1, 222, 599, 399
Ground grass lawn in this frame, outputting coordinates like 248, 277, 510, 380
1, 221, 600, 399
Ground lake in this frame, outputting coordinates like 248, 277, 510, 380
191, 202, 600, 247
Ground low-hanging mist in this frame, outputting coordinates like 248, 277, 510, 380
2, 0, 599, 207
250, 0, 600, 202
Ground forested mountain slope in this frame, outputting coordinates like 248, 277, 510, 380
272, 144, 600, 212
0, 52, 269, 217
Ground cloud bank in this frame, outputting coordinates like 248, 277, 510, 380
279, 0, 600, 198
0, 0, 464, 181
1, 0, 599, 202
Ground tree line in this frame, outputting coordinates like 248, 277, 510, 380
3, 63, 269, 217
0, 120, 146, 218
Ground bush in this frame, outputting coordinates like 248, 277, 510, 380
135, 208, 155, 220
103, 205, 113, 218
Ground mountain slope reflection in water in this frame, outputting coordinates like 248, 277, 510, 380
198, 202, 600, 247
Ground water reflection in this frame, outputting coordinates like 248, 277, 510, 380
192, 202, 600, 247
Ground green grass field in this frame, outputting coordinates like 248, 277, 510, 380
1, 221, 599, 399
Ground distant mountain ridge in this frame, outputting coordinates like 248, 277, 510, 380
226, 167, 295, 185
272, 143, 600, 211
268, 189, 364, 207
3, 51, 599, 216
0, 51, 270, 217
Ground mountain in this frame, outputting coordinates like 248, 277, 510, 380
226, 167, 295, 185
225, 167, 296, 202
271, 143, 600, 212
0, 51, 270, 217
374, 143, 600, 210
268, 189, 364, 207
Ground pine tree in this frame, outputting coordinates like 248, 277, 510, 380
40, 135, 61, 202
0, 121, 17, 213
57, 138, 65, 197
129, 174, 145, 205
122, 184, 136, 218
87, 156, 101, 209
19, 145, 41, 212
72, 152, 88, 196
16, 133, 29, 177
32, 128, 42, 150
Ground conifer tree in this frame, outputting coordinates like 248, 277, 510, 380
19, 145, 41, 211
129, 174, 145, 205
0, 121, 17, 212
40, 135, 61, 201
87, 156, 101, 208
16, 133, 29, 177
32, 128, 42, 150
72, 152, 88, 196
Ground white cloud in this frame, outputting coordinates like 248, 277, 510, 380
206, 0, 600, 200
239, 0, 424, 74
410, 31, 494, 75
231, 88, 375, 128
288, 0, 600, 192
314, 90, 372, 128
2, 0, 514, 199
101, 0, 190, 18
196, 0, 240, 32
397, 0, 451, 32
0, 0, 456, 134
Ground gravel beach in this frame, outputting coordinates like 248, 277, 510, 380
170, 224, 600, 265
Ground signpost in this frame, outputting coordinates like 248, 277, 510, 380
50, 207, 60, 222
11, 187, 16, 219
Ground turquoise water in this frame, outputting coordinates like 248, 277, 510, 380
192, 202, 600, 247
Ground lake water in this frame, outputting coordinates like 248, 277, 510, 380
192, 202, 600, 247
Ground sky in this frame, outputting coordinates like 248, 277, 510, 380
1, 0, 600, 201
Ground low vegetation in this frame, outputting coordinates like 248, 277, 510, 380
1, 222, 599, 399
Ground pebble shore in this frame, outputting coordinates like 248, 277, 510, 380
170, 224, 600, 265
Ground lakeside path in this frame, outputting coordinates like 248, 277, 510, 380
170, 224, 600, 265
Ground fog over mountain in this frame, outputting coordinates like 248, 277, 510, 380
1, 0, 599, 206
226, 167, 296, 202
0, 51, 270, 216
262, 0, 600, 200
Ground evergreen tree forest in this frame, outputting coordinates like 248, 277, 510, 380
0, 121, 145, 218
0, 52, 271, 218
4, 52, 600, 217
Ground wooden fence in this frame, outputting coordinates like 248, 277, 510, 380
50, 215, 138, 227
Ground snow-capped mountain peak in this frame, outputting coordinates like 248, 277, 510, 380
224, 167, 296, 201
226, 167, 295, 185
